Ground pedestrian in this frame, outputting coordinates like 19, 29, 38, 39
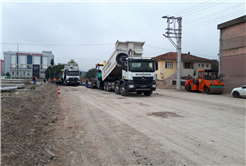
80, 78, 83, 85
33, 76, 36, 85
35, 76, 37, 85
85, 78, 89, 88
44, 78, 46, 83
48, 78, 51, 83
54, 77, 57, 84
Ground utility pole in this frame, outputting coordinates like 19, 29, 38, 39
162, 16, 182, 90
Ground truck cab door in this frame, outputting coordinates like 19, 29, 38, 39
198, 71, 204, 91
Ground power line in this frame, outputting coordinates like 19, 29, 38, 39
182, 0, 228, 17
172, 0, 211, 16
183, 11, 244, 31
183, 3, 244, 25
0, 43, 114, 46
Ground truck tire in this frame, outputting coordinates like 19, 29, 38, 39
144, 90, 152, 96
120, 84, 128, 96
104, 82, 108, 91
114, 83, 120, 94
107, 84, 111, 92
116, 53, 128, 65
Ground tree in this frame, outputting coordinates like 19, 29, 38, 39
85, 68, 97, 79
211, 59, 219, 74
6, 71, 10, 76
50, 58, 54, 66
45, 64, 64, 79
68, 59, 76, 63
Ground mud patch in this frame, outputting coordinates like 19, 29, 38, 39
117, 97, 126, 99
138, 102, 149, 106
124, 102, 131, 104
147, 112, 183, 118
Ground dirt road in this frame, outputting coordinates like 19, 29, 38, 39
51, 86, 245, 166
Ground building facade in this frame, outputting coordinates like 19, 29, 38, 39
3, 51, 54, 79
152, 52, 212, 80
0, 59, 4, 76
217, 15, 246, 88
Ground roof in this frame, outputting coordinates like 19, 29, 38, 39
218, 15, 246, 29
152, 52, 213, 62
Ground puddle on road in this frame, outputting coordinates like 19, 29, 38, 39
147, 112, 184, 118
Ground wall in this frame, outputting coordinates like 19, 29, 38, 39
155, 60, 177, 80
220, 21, 246, 88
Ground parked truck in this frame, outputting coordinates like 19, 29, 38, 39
91, 41, 158, 96
61, 61, 81, 86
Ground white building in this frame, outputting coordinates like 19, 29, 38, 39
3, 51, 54, 79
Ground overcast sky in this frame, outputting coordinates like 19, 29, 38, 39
1, 0, 245, 71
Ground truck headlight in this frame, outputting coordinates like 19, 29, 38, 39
152, 85, 156, 88
77, 80, 80, 82
129, 85, 134, 88
67, 81, 69, 83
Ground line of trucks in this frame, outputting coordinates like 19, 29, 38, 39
59, 40, 225, 96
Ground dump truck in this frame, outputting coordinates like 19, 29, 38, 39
185, 69, 225, 94
91, 40, 158, 96
61, 61, 81, 86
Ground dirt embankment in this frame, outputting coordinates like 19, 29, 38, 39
1, 84, 61, 166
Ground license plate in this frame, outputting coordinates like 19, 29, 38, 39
140, 86, 147, 87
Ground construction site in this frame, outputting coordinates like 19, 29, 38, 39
1, 81, 245, 166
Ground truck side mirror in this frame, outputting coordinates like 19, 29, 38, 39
122, 62, 127, 71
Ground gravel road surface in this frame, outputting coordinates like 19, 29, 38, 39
53, 86, 245, 166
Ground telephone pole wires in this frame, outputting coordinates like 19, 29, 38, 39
162, 16, 182, 90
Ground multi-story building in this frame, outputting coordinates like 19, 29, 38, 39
3, 51, 54, 79
0, 59, 4, 76
217, 15, 246, 88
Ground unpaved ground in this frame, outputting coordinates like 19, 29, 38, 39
48, 85, 245, 166
1, 84, 61, 166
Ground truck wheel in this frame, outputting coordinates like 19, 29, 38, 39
107, 84, 111, 92
203, 86, 210, 94
144, 90, 152, 96
114, 83, 120, 94
137, 92, 142, 94
104, 82, 107, 91
120, 84, 128, 96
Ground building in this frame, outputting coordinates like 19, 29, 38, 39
217, 15, 246, 88
0, 59, 4, 76
3, 51, 54, 79
152, 52, 213, 80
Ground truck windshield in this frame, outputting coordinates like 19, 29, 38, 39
67, 71, 79, 76
204, 72, 216, 80
129, 61, 155, 72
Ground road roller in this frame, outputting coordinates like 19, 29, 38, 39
185, 70, 225, 94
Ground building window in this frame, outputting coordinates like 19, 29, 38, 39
202, 64, 204, 67
206, 64, 209, 68
185, 63, 192, 69
12, 71, 14, 75
198, 64, 200, 67
23, 71, 25, 75
165, 62, 173, 69
16, 71, 18, 75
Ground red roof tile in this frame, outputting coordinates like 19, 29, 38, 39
152, 52, 213, 62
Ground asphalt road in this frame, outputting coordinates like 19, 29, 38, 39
56, 86, 245, 166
